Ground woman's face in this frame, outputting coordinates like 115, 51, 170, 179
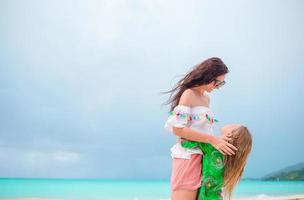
220, 124, 242, 136
206, 74, 226, 93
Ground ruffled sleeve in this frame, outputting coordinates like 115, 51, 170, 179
164, 105, 191, 133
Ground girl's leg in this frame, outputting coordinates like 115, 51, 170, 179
171, 189, 198, 200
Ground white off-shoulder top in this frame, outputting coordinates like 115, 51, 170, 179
164, 105, 218, 159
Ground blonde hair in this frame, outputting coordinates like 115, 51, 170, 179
223, 126, 253, 200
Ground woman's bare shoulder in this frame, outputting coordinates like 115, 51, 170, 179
178, 89, 197, 106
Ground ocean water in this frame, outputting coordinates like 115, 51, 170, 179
0, 178, 303, 200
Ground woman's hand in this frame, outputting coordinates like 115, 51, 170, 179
219, 132, 232, 142
210, 136, 237, 155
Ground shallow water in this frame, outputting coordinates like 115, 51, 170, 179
0, 178, 303, 200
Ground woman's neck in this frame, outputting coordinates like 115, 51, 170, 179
191, 87, 206, 96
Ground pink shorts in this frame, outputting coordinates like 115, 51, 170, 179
170, 154, 202, 192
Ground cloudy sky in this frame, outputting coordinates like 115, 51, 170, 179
0, 0, 303, 179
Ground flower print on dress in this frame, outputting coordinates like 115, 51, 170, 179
210, 150, 224, 170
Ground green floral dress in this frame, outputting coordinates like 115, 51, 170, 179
181, 140, 224, 200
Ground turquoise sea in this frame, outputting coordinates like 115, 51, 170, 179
0, 178, 303, 200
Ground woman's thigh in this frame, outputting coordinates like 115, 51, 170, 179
170, 154, 202, 199
171, 189, 198, 200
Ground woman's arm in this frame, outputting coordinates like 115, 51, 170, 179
173, 126, 215, 144
173, 126, 236, 155
173, 89, 237, 155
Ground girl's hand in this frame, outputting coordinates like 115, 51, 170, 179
210, 136, 237, 155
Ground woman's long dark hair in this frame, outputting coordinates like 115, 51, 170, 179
162, 57, 229, 111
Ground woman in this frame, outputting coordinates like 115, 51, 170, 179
182, 124, 253, 200
163, 57, 237, 200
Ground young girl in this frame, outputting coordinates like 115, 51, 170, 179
182, 124, 253, 200
163, 57, 237, 200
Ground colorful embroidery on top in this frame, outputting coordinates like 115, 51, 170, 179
169, 111, 219, 124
